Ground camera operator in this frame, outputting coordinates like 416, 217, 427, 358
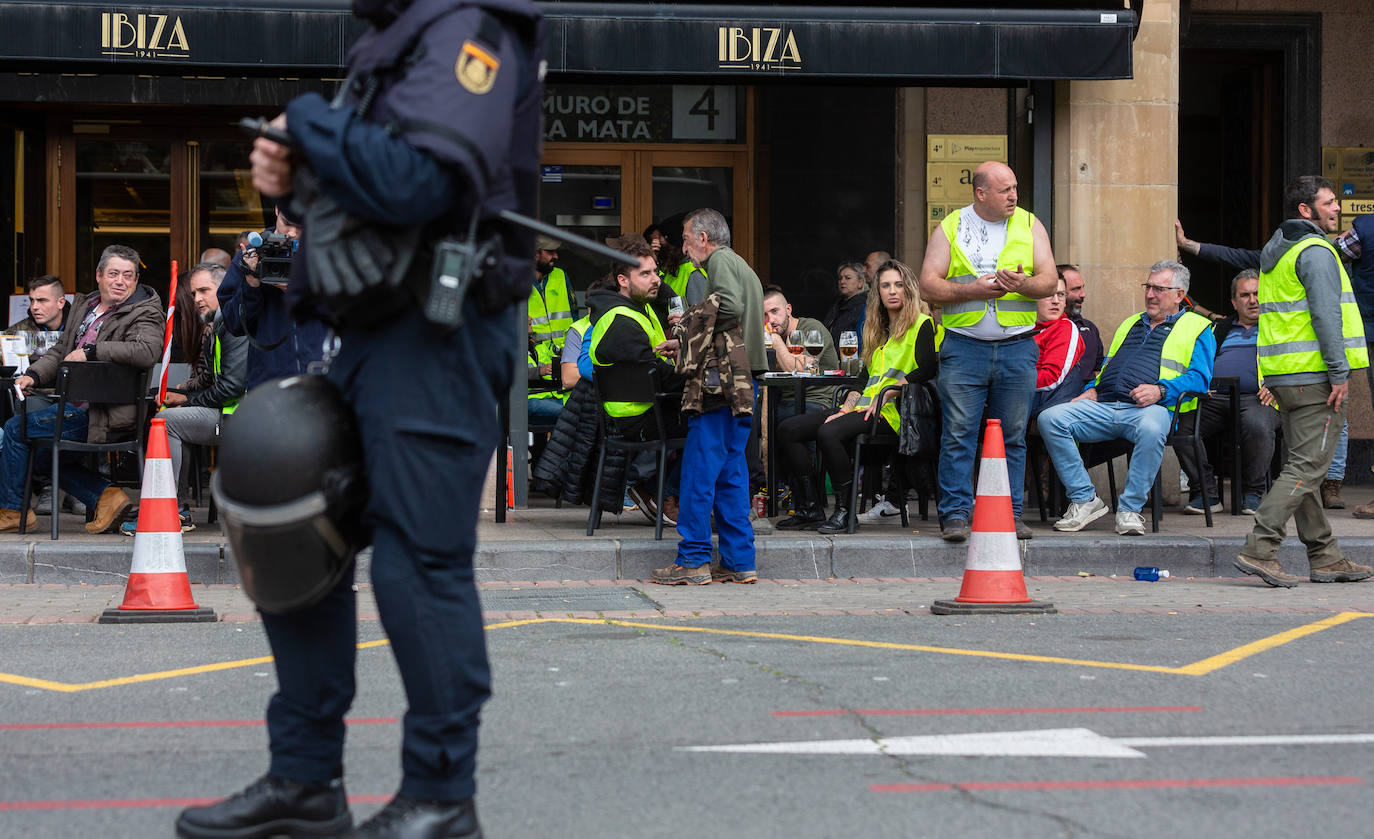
176, 1, 544, 838
216, 202, 327, 388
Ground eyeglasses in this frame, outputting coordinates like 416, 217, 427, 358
1141, 283, 1178, 295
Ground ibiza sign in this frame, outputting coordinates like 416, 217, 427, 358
100, 12, 191, 60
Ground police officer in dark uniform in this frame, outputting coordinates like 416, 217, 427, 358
175, 0, 543, 837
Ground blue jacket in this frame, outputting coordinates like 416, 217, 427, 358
1095, 310, 1215, 409
218, 248, 329, 390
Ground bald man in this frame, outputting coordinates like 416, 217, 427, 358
919, 161, 1058, 542
199, 248, 232, 268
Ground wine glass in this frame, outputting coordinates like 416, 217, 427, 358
668, 296, 685, 318
803, 329, 824, 374
787, 329, 804, 374
838, 331, 858, 374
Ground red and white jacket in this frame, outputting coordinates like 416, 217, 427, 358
1033, 315, 1085, 392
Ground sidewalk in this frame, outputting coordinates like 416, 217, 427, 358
1, 487, 1373, 585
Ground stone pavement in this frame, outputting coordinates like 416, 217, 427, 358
1, 573, 1371, 624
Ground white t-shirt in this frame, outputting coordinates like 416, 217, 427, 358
946, 204, 1033, 341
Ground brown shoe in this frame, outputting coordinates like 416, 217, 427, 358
710, 564, 758, 584
0, 507, 37, 533
662, 495, 679, 526
649, 563, 711, 586
1310, 558, 1373, 583
1352, 500, 1374, 520
86, 487, 132, 534
1320, 479, 1345, 510
1233, 554, 1302, 588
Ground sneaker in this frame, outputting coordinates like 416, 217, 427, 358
1114, 510, 1145, 535
1015, 520, 1033, 540
32, 486, 55, 515
1321, 479, 1345, 510
1241, 494, 1262, 516
940, 517, 969, 543
1234, 554, 1302, 588
1053, 496, 1109, 532
858, 497, 903, 522
120, 509, 194, 535
649, 563, 711, 585
1309, 558, 1373, 583
1183, 496, 1222, 515
626, 484, 655, 523
710, 564, 758, 584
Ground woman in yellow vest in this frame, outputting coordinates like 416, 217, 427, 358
775, 260, 937, 534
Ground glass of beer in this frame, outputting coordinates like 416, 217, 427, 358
787, 329, 805, 375
803, 329, 824, 374
839, 331, 858, 374
668, 296, 685, 318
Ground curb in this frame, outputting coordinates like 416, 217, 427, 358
12, 535, 1374, 584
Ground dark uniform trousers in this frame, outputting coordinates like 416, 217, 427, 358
260, 302, 516, 803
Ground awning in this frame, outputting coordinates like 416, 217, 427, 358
0, 1, 1134, 81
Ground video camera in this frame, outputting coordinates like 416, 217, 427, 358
246, 230, 297, 285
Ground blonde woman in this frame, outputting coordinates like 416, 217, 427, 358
776, 260, 937, 534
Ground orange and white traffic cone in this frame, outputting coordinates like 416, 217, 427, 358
99, 418, 215, 624
932, 419, 1055, 616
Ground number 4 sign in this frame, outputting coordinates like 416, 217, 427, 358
672, 85, 736, 141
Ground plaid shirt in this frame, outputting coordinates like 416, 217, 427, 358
1336, 226, 1362, 262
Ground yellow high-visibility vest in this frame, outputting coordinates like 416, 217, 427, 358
854, 313, 931, 432
588, 304, 666, 418
1096, 310, 1213, 412
528, 267, 574, 365
1258, 235, 1369, 378
939, 207, 1038, 329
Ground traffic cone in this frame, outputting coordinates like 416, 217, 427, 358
932, 419, 1055, 616
99, 418, 215, 624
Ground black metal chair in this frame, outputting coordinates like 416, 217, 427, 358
585, 362, 686, 541
19, 362, 151, 540
845, 384, 937, 534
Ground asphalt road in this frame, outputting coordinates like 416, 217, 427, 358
1, 604, 1372, 838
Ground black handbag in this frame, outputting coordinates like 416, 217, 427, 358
897, 380, 941, 456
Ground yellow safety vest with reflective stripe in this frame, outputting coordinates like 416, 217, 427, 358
1257, 236, 1369, 379
939, 206, 1038, 329
853, 313, 930, 433
1095, 310, 1212, 413
661, 261, 704, 298
528, 267, 574, 365
212, 333, 239, 416
587, 304, 666, 418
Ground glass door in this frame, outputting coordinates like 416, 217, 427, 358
536, 149, 634, 306
73, 136, 177, 300
641, 150, 749, 265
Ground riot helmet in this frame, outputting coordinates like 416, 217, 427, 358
213, 374, 370, 614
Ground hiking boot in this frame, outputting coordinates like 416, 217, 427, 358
1053, 496, 1108, 532
940, 517, 969, 543
1309, 558, 1373, 583
1320, 479, 1345, 510
175, 774, 351, 838
1233, 554, 1302, 588
1114, 510, 1145, 536
858, 496, 902, 522
0, 508, 37, 533
1352, 500, 1374, 520
1016, 521, 1033, 540
710, 564, 758, 584
661, 495, 678, 526
1241, 493, 1263, 516
86, 487, 132, 534
346, 794, 480, 839
649, 563, 711, 586
1183, 496, 1222, 515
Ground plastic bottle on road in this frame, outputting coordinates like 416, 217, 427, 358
1133, 567, 1170, 582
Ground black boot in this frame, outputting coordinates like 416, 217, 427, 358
349, 795, 482, 838
175, 774, 352, 838
816, 483, 857, 534
776, 475, 825, 530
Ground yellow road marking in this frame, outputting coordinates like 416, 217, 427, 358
0, 612, 1369, 693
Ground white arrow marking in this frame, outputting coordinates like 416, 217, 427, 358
681, 728, 1146, 759
681, 729, 1374, 759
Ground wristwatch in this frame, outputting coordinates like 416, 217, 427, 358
1157, 383, 1165, 401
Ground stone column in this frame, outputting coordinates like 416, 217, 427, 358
1053, 0, 1180, 334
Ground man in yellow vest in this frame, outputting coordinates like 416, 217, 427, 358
1038, 261, 1214, 536
124, 262, 247, 535
1236, 176, 1372, 587
529, 234, 576, 421
919, 161, 1058, 542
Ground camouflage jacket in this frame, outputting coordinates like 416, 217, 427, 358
674, 293, 754, 417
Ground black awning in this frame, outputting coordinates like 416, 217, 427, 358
0, 1, 1134, 81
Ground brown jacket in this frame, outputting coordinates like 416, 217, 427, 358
26, 285, 163, 443
673, 293, 753, 418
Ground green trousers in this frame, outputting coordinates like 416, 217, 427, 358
1242, 382, 1345, 568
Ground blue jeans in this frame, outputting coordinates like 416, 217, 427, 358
1038, 399, 1172, 514
936, 331, 1038, 521
1326, 418, 1348, 480
675, 401, 756, 571
0, 403, 109, 511
527, 395, 563, 420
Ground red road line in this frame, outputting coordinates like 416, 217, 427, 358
0, 794, 392, 812
0, 718, 397, 731
773, 705, 1204, 718
871, 776, 1365, 793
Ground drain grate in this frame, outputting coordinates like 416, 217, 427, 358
479, 586, 661, 613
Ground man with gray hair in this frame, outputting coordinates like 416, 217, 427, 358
650, 207, 765, 585
1038, 259, 1216, 535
